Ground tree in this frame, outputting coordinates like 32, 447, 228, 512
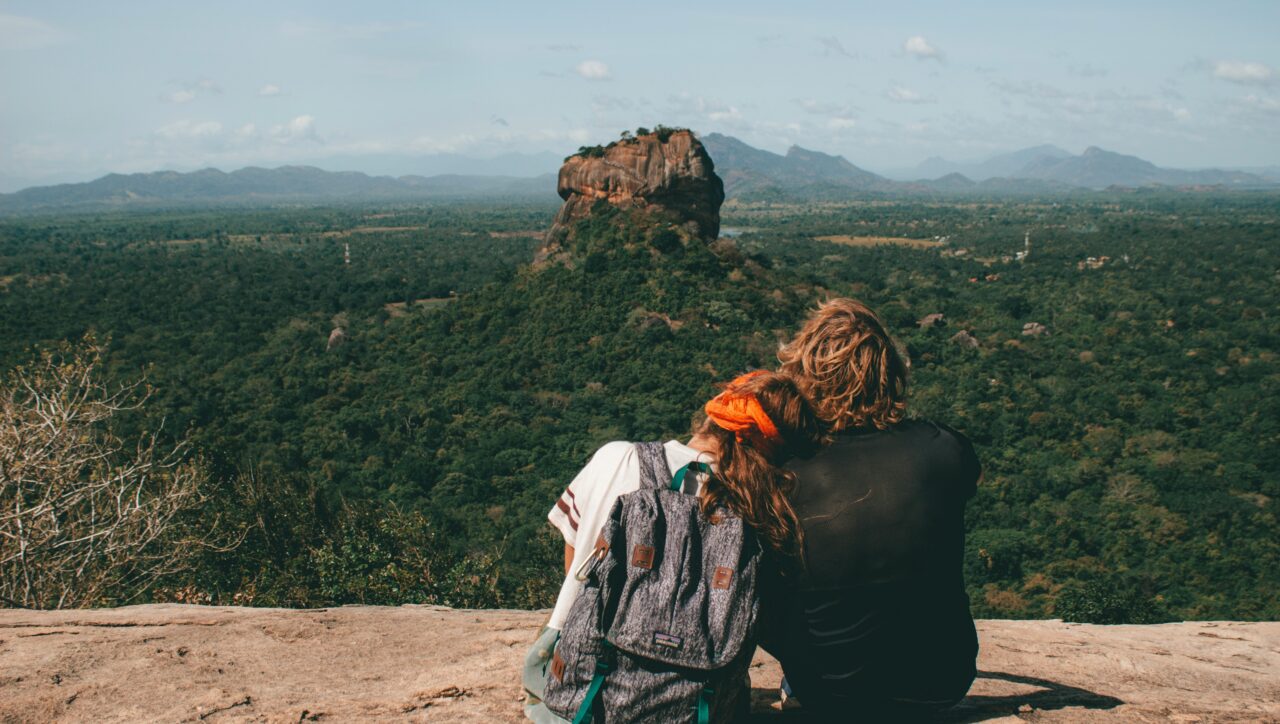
0, 338, 224, 608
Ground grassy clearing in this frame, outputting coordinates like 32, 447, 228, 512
815, 234, 943, 249
382, 296, 458, 317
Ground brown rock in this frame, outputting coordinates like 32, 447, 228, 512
326, 327, 347, 351
545, 129, 724, 255
950, 330, 981, 349
918, 313, 946, 329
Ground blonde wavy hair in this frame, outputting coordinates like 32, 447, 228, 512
777, 298, 908, 432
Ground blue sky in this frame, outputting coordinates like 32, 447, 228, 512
1, 0, 1277, 190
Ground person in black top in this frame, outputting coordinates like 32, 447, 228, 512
767, 298, 981, 721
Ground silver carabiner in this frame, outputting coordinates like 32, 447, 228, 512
573, 544, 609, 582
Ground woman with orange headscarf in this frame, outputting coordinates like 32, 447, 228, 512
522, 370, 821, 722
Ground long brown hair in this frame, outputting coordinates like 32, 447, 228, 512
695, 371, 821, 562
777, 297, 909, 433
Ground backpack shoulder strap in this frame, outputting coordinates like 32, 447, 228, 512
634, 441, 670, 491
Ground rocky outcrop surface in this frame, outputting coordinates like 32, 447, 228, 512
546, 130, 724, 251
1, 604, 1276, 722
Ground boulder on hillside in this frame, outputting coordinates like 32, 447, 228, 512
326, 327, 347, 351
918, 313, 946, 329
951, 330, 981, 349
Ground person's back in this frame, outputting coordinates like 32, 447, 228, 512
771, 298, 980, 720
774, 420, 979, 718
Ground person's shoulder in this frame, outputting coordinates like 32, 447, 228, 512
569, 441, 638, 483
566, 441, 641, 501
591, 440, 637, 461
907, 418, 973, 446
907, 419, 981, 488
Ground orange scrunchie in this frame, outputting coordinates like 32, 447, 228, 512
704, 370, 782, 456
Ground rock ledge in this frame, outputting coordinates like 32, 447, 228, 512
0, 604, 1276, 722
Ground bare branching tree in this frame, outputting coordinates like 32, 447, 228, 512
0, 338, 223, 608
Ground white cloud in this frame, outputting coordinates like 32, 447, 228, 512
904, 35, 942, 60
668, 93, 742, 123
161, 79, 221, 104
258, 84, 283, 97
886, 86, 931, 104
0, 14, 69, 51
799, 99, 847, 115
796, 99, 858, 130
575, 60, 611, 80
155, 120, 224, 140
271, 115, 319, 143
1243, 94, 1280, 112
1213, 60, 1274, 85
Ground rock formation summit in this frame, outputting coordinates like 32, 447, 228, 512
544, 129, 725, 256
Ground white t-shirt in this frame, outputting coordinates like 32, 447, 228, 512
545, 439, 710, 630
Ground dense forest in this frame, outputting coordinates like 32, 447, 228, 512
1, 192, 1276, 621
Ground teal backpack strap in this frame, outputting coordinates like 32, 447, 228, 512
670, 461, 712, 492
572, 642, 614, 724
697, 685, 714, 724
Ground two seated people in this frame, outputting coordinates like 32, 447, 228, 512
525, 298, 981, 722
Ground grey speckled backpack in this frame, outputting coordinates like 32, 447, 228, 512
543, 442, 762, 724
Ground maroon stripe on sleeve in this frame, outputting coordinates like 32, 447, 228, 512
555, 498, 579, 530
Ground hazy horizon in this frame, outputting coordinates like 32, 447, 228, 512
2, 1, 1278, 192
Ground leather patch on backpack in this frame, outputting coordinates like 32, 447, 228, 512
653, 632, 684, 650
550, 651, 565, 681
712, 566, 734, 590
631, 545, 655, 569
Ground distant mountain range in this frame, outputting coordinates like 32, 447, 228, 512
700, 133, 1078, 198
704, 134, 1274, 196
896, 145, 1269, 188
1, 135, 1274, 215
907, 144, 1075, 181
0, 166, 556, 214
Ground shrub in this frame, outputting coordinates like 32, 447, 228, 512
0, 338, 226, 608
1054, 578, 1168, 624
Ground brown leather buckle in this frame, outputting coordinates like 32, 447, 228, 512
631, 545, 655, 569
712, 566, 733, 590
